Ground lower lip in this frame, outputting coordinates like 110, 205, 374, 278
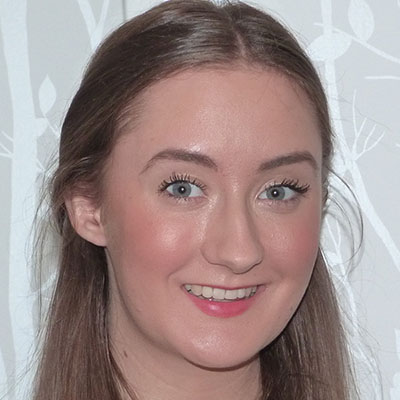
185, 288, 262, 318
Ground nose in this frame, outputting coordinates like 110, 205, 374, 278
200, 200, 264, 274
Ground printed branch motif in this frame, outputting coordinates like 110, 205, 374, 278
312, 0, 400, 398
351, 91, 385, 161
313, 0, 400, 85
77, 0, 110, 50
311, 0, 400, 271
0, 131, 12, 158
343, 85, 398, 272
0, 0, 41, 397
323, 199, 383, 400
390, 329, 400, 400
313, 16, 400, 66
326, 25, 400, 64
365, 75, 400, 81
36, 75, 59, 177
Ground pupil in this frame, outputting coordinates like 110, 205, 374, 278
268, 187, 283, 200
172, 182, 191, 197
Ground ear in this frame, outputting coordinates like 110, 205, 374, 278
65, 195, 107, 247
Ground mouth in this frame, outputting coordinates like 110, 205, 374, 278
184, 284, 258, 302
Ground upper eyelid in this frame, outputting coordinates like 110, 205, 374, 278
263, 179, 310, 189
170, 173, 206, 188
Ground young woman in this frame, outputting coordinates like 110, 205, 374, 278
33, 1, 357, 398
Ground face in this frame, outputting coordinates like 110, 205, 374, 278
98, 67, 323, 370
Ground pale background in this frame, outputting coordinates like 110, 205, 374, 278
0, 0, 399, 399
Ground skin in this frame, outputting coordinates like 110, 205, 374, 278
69, 66, 323, 399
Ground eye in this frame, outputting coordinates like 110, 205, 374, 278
159, 173, 206, 200
166, 181, 204, 198
258, 179, 310, 201
259, 186, 295, 200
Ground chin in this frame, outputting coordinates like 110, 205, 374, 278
178, 338, 263, 371
167, 317, 281, 372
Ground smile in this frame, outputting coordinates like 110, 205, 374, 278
184, 284, 258, 302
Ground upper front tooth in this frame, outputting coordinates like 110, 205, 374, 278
224, 289, 238, 300
213, 288, 225, 300
186, 284, 257, 299
202, 286, 213, 298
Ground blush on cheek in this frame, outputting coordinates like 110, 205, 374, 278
118, 210, 198, 274
272, 213, 320, 277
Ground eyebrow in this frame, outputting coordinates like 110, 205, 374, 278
257, 151, 318, 172
141, 148, 317, 174
141, 148, 218, 173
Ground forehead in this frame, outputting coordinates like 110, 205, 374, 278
118, 67, 322, 172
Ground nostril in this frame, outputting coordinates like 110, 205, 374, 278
201, 232, 264, 273
200, 202, 264, 272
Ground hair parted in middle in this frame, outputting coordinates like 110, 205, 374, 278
32, 1, 356, 399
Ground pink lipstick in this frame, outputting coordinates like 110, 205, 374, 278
183, 284, 262, 318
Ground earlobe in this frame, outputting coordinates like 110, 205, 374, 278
65, 195, 107, 247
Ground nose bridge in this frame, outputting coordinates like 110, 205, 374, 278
201, 196, 264, 273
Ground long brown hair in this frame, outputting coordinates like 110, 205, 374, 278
33, 1, 356, 398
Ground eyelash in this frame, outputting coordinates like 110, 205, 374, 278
265, 178, 310, 196
158, 174, 310, 203
158, 173, 207, 199
259, 178, 310, 207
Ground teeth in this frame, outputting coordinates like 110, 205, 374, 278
191, 284, 202, 296
202, 286, 213, 298
224, 289, 238, 300
213, 288, 225, 300
184, 284, 258, 301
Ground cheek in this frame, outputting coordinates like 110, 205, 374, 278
289, 213, 320, 263
255, 209, 321, 338
135, 217, 194, 273
265, 208, 321, 280
105, 203, 200, 278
